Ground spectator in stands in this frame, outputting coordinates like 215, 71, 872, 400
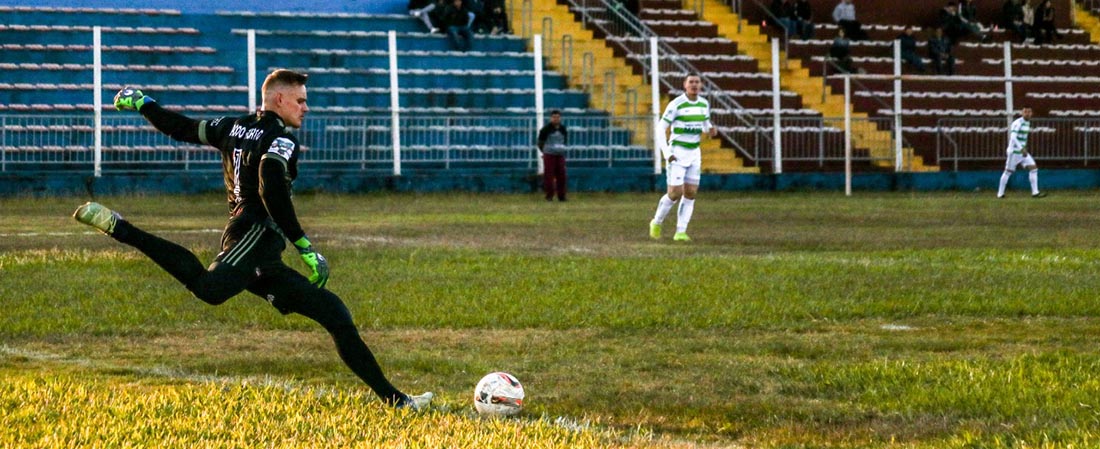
832, 0, 866, 40
1034, 0, 1060, 44
439, 0, 476, 51
928, 26, 956, 75
479, 0, 510, 35
409, 0, 444, 33
795, 0, 815, 40
941, 1, 989, 44
649, 75, 717, 242
1022, 0, 1036, 42
897, 26, 926, 73
829, 27, 856, 74
1001, 0, 1029, 43
537, 110, 569, 202
960, 0, 992, 42
769, 0, 797, 38
996, 107, 1046, 198
73, 70, 434, 411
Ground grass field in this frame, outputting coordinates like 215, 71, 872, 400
3, 191, 1100, 448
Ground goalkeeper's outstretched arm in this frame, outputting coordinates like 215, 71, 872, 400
114, 87, 205, 145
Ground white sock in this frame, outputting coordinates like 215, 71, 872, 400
1029, 169, 1039, 195
676, 198, 695, 233
997, 171, 1011, 197
653, 194, 675, 224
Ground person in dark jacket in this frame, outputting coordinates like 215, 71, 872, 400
897, 26, 926, 72
537, 110, 569, 202
928, 27, 955, 75
73, 69, 433, 411
439, 0, 475, 51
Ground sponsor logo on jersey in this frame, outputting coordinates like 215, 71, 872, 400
268, 137, 296, 160
229, 124, 264, 141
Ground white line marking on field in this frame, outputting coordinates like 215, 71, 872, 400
0, 344, 313, 391
0, 229, 222, 238
881, 324, 917, 331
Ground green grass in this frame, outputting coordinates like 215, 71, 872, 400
3, 191, 1100, 448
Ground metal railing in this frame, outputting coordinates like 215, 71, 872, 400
937, 117, 1100, 171
0, 114, 655, 173
749, 115, 895, 166
564, 0, 757, 160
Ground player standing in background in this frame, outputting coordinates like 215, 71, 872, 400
72, 69, 433, 410
997, 107, 1046, 198
649, 75, 718, 242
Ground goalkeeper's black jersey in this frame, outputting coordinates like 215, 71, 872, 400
140, 103, 307, 243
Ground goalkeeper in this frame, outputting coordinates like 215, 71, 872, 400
73, 69, 431, 410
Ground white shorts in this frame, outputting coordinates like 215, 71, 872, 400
666, 158, 701, 187
1005, 152, 1036, 171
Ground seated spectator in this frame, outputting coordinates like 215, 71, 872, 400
1022, 0, 1036, 41
897, 26, 926, 73
832, 0, 867, 41
928, 27, 956, 75
795, 0, 815, 40
769, 0, 797, 38
829, 28, 856, 73
959, 0, 992, 42
476, 0, 509, 35
1001, 0, 1029, 43
940, 1, 988, 44
1033, 0, 1061, 44
409, 0, 444, 33
439, 0, 475, 51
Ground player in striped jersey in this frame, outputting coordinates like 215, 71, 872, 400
996, 107, 1046, 198
649, 75, 718, 242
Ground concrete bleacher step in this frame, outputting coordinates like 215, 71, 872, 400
0, 44, 224, 66
256, 49, 533, 71
236, 29, 528, 53
218, 11, 422, 34
700, 0, 937, 172
295, 68, 569, 90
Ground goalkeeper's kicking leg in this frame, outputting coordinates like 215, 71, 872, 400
73, 201, 248, 304
73, 201, 432, 409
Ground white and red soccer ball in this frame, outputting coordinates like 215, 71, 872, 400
473, 372, 525, 416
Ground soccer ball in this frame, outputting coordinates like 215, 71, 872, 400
473, 372, 525, 416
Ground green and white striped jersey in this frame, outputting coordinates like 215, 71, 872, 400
660, 94, 712, 151
1007, 117, 1030, 154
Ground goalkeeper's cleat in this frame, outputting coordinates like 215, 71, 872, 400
114, 87, 154, 111
73, 202, 121, 235
673, 231, 691, 242
1032, 192, 1047, 198
649, 220, 662, 240
396, 392, 434, 411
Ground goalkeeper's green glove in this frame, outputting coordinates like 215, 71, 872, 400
114, 87, 155, 111
293, 236, 330, 288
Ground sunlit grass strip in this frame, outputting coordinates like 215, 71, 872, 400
0, 370, 668, 449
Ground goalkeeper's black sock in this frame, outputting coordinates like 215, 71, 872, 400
112, 219, 206, 286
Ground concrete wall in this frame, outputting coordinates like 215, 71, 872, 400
2, 168, 1094, 196
745, 0, 1074, 30
1, 0, 406, 15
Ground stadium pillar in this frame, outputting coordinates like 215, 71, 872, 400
247, 30, 256, 112
535, 34, 544, 175
893, 40, 902, 172
1003, 42, 1014, 127
844, 75, 852, 197
389, 31, 402, 176
771, 38, 782, 174
93, 26, 102, 178
650, 37, 661, 176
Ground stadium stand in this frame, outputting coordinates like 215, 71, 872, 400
0, 6, 651, 172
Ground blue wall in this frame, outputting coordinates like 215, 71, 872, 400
1, 0, 406, 14
2, 169, 1096, 197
